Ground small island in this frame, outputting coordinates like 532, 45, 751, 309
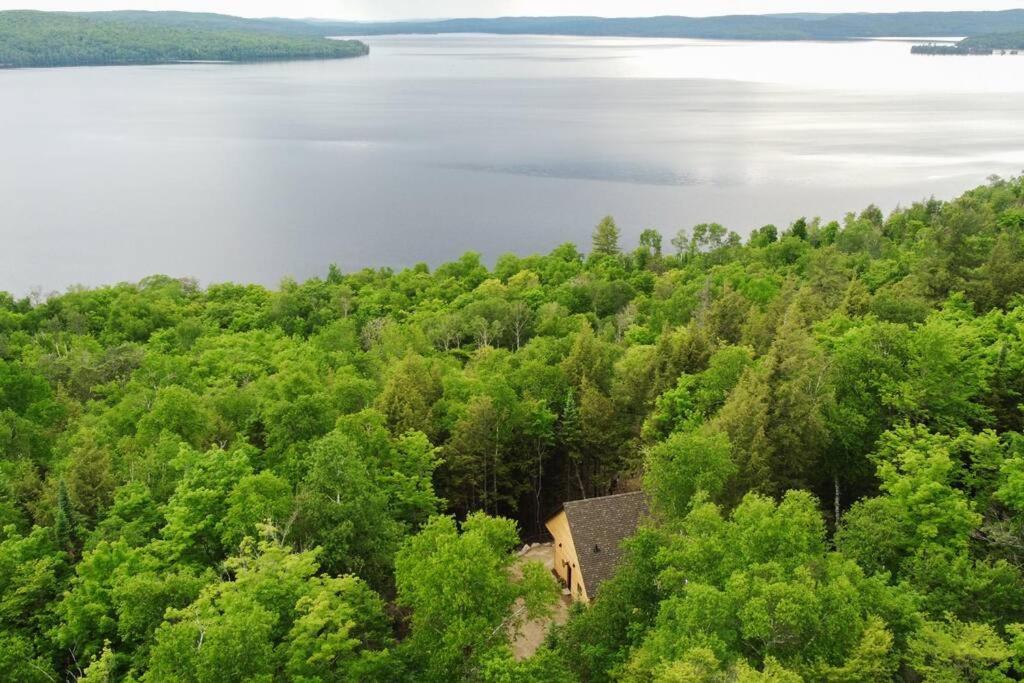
911, 43, 993, 55
0, 11, 369, 69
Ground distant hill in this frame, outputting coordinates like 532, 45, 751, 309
0, 10, 368, 69
8, 9, 1024, 70
64, 9, 1024, 42
312, 11, 1024, 40
180, 9, 1024, 41
71, 10, 332, 36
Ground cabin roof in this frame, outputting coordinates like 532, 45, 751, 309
552, 491, 647, 598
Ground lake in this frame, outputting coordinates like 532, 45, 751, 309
2, 34, 1023, 294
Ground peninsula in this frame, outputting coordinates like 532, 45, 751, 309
0, 10, 368, 69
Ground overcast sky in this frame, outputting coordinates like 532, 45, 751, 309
3, 1, 1022, 21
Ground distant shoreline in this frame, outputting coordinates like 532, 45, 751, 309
7, 8, 1024, 69
307, 9, 1024, 42
0, 52, 369, 71
34, 9, 1024, 43
0, 10, 370, 70
911, 32, 1024, 56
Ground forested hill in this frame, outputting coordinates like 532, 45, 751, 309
314, 9, 1024, 40
0, 11, 368, 69
56, 8, 1024, 41
14, 9, 1024, 66
3, 178, 1024, 679
72, 9, 337, 36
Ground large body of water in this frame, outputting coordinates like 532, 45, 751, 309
2, 35, 1023, 294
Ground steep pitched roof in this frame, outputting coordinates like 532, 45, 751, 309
560, 491, 648, 598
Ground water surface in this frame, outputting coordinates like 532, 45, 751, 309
2, 35, 1022, 294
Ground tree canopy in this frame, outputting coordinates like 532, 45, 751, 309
0, 11, 368, 69
2, 176, 1024, 679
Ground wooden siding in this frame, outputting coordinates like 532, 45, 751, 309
545, 509, 590, 602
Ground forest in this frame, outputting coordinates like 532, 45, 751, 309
912, 32, 1024, 55
48, 9, 1024, 42
289, 10, 1024, 41
2, 176, 1024, 680
961, 32, 1024, 51
910, 43, 994, 56
0, 11, 368, 69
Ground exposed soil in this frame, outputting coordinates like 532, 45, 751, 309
510, 542, 571, 660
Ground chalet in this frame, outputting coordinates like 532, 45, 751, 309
544, 491, 647, 603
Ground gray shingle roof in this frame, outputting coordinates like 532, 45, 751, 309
561, 491, 648, 598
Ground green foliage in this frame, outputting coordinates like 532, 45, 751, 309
713, 306, 833, 499
623, 492, 915, 681
960, 31, 1024, 50
481, 647, 575, 682
0, 630, 56, 682
644, 427, 735, 518
836, 426, 1024, 626
146, 539, 394, 682
219, 471, 294, 551
1, 177, 1024, 680
592, 216, 622, 257
0, 10, 369, 69
905, 616, 1015, 682
46, 8, 1024, 44
0, 525, 65, 647
643, 345, 755, 440
548, 526, 666, 681
55, 539, 211, 668
395, 513, 559, 681
295, 425, 420, 586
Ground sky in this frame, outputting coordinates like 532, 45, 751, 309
3, 1, 1023, 21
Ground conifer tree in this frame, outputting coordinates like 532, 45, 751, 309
592, 216, 621, 257
54, 480, 79, 559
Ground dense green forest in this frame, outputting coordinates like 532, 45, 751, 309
912, 32, 1024, 55
63, 9, 1024, 42
961, 32, 1024, 51
910, 42, 994, 56
3, 177, 1024, 680
0, 11, 367, 69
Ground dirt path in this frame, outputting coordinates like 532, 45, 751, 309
510, 543, 571, 660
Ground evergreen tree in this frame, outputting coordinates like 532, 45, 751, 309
592, 215, 621, 257
54, 480, 80, 559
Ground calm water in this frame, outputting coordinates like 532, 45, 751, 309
2, 35, 1024, 294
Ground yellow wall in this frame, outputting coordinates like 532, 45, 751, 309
545, 510, 590, 602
